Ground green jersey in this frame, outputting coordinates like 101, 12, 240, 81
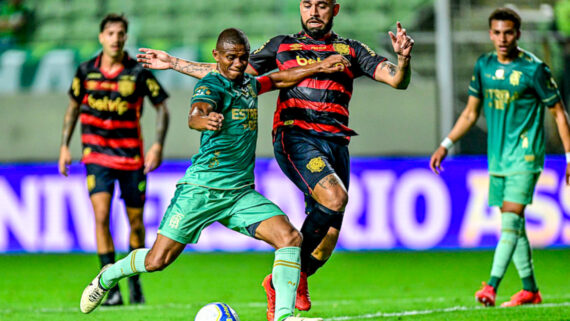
468, 50, 562, 175
179, 71, 272, 189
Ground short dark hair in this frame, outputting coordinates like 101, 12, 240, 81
100, 13, 128, 33
216, 28, 250, 51
488, 8, 521, 30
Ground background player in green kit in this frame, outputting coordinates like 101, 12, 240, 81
430, 8, 570, 308
80, 28, 348, 321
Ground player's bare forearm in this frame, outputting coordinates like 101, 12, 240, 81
171, 58, 216, 79
446, 96, 482, 143
269, 54, 349, 88
188, 102, 222, 131
154, 102, 170, 147
61, 99, 80, 146
550, 102, 570, 152
375, 56, 411, 89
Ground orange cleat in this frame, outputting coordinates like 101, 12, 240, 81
295, 272, 311, 311
262, 274, 276, 321
501, 289, 542, 307
475, 282, 496, 307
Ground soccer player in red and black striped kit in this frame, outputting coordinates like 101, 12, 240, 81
137, 0, 413, 318
58, 14, 169, 307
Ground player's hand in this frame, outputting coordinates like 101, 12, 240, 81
320, 54, 351, 73
58, 145, 72, 177
565, 163, 570, 185
137, 48, 173, 70
429, 146, 448, 175
389, 21, 414, 58
144, 143, 163, 174
204, 112, 224, 131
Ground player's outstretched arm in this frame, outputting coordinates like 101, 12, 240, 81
137, 48, 216, 79
58, 99, 80, 177
188, 102, 224, 131
267, 54, 350, 89
548, 101, 570, 184
430, 96, 482, 174
374, 21, 414, 89
144, 102, 170, 174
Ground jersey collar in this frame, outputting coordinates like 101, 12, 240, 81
298, 31, 338, 42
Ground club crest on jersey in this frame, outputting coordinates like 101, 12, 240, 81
306, 157, 326, 173
509, 70, 522, 86
86, 175, 96, 192
169, 213, 184, 229
333, 43, 350, 55
118, 79, 136, 96
193, 86, 211, 97
494, 69, 505, 80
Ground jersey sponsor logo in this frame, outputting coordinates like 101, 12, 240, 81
86, 80, 115, 91
208, 151, 220, 168
485, 89, 519, 110
524, 155, 535, 162
146, 78, 161, 97
296, 56, 322, 66
87, 94, 130, 115
232, 108, 258, 130
509, 70, 522, 86
118, 79, 136, 96
87, 73, 102, 79
311, 45, 328, 51
168, 212, 184, 229
521, 132, 529, 148
72, 77, 81, 97
333, 43, 350, 55
306, 157, 326, 173
289, 43, 304, 51
193, 86, 211, 97
86, 174, 96, 192
494, 69, 505, 80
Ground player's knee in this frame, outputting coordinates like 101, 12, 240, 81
320, 190, 348, 212
277, 229, 302, 248
129, 218, 145, 236
144, 256, 170, 272
94, 215, 111, 230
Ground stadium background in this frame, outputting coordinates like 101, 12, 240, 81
0, 0, 569, 320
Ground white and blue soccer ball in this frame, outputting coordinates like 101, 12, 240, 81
194, 302, 240, 321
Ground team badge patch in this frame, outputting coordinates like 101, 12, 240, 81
333, 43, 350, 55
509, 70, 522, 86
118, 79, 136, 96
146, 78, 161, 97
72, 77, 81, 97
193, 86, 211, 97
169, 213, 184, 229
86, 175, 96, 192
306, 157, 326, 173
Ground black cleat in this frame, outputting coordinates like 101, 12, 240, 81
101, 285, 123, 306
128, 276, 145, 304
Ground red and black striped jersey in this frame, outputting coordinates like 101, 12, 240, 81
69, 52, 168, 171
249, 32, 386, 142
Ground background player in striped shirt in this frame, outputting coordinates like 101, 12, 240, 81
80, 28, 349, 321
430, 8, 570, 308
58, 13, 169, 306
136, 0, 414, 317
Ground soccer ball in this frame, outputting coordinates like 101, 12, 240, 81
194, 302, 240, 321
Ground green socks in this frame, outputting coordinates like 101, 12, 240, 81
273, 247, 301, 321
489, 212, 523, 290
512, 222, 539, 292
100, 248, 149, 290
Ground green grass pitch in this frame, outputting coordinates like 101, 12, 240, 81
0, 249, 569, 320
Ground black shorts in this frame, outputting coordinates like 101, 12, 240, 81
273, 128, 350, 198
85, 164, 146, 208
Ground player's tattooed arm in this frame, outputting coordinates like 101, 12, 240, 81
317, 174, 341, 189
171, 58, 216, 79
58, 99, 80, 176
375, 21, 413, 89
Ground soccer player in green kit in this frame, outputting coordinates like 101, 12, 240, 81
80, 28, 348, 321
430, 8, 570, 307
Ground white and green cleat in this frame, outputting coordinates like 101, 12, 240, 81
80, 264, 112, 313
283, 317, 323, 321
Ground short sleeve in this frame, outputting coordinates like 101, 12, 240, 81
68, 65, 86, 103
468, 59, 483, 98
532, 63, 562, 107
249, 35, 285, 75
255, 76, 273, 95
351, 40, 387, 79
190, 79, 223, 111
139, 69, 169, 105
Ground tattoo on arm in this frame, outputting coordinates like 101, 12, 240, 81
172, 58, 215, 78
61, 102, 80, 146
318, 175, 340, 189
380, 61, 398, 77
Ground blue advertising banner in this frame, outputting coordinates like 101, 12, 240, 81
0, 157, 569, 252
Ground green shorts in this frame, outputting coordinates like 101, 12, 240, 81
488, 173, 540, 207
157, 183, 285, 244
